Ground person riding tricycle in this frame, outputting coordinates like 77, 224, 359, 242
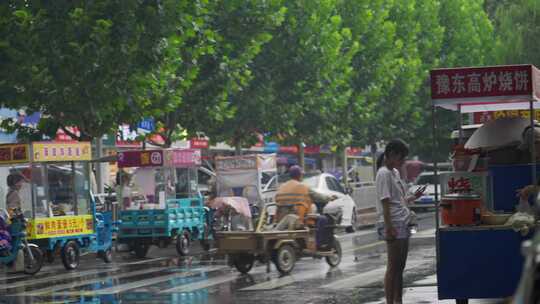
215, 165, 343, 275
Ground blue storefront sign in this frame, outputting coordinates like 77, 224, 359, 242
263, 142, 280, 153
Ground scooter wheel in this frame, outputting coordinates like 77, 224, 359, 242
176, 231, 191, 256
24, 246, 44, 275
100, 248, 113, 263
61, 241, 80, 270
325, 239, 342, 267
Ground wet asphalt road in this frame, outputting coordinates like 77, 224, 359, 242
0, 214, 437, 304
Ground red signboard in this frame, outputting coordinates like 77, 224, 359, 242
190, 138, 209, 149
304, 146, 321, 155
346, 147, 362, 156
117, 150, 164, 168
431, 65, 539, 101
279, 146, 299, 154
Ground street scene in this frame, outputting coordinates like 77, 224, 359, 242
1, 1, 540, 304
0, 215, 442, 304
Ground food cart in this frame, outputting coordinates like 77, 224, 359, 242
0, 141, 116, 270
430, 64, 540, 303
116, 148, 211, 258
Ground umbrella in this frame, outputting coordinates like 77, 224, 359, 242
464, 117, 532, 150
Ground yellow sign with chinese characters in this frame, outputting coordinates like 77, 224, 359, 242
32, 142, 91, 162
27, 215, 94, 239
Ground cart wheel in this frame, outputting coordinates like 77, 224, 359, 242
233, 254, 255, 274
61, 241, 80, 270
101, 248, 113, 263
273, 244, 296, 275
176, 230, 190, 256
133, 242, 150, 258
325, 239, 342, 267
456, 300, 468, 304
24, 246, 44, 275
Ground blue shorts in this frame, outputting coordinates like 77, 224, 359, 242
376, 220, 411, 241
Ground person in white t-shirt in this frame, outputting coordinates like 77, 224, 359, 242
375, 139, 425, 304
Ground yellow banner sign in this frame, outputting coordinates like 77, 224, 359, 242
27, 215, 94, 239
0, 144, 30, 164
32, 142, 91, 162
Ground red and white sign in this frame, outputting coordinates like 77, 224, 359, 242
431, 65, 540, 102
346, 147, 362, 156
165, 149, 201, 167
190, 138, 209, 149
55, 127, 80, 141
304, 146, 321, 155
279, 145, 299, 154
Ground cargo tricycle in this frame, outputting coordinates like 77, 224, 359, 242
216, 203, 342, 275
0, 142, 116, 270
116, 148, 212, 258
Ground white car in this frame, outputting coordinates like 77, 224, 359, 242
409, 171, 450, 209
263, 172, 357, 232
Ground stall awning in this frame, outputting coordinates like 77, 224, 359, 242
431, 64, 540, 111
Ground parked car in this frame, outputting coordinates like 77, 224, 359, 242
262, 172, 357, 233
409, 171, 450, 209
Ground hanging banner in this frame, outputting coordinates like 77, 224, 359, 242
473, 110, 540, 124
117, 150, 164, 168
0, 144, 30, 164
165, 149, 201, 167
27, 215, 94, 239
32, 142, 91, 162
431, 65, 538, 101
190, 138, 209, 149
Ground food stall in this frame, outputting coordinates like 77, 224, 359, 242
430, 64, 540, 303
116, 148, 212, 257
0, 141, 116, 270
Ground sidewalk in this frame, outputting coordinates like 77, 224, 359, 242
363, 228, 509, 304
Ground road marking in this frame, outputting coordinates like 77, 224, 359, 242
116, 257, 170, 266
240, 259, 358, 291
21, 267, 171, 296
0, 267, 119, 290
342, 241, 385, 254
159, 265, 269, 294
57, 265, 228, 296
321, 260, 425, 290
159, 275, 237, 294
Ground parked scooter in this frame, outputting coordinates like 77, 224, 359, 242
0, 208, 44, 275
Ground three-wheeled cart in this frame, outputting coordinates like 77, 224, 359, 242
430, 64, 540, 303
116, 148, 212, 258
216, 203, 342, 275
0, 141, 116, 270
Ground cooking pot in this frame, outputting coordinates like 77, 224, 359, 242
440, 193, 482, 226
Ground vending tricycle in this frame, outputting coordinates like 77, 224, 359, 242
216, 203, 342, 275
116, 148, 212, 258
0, 141, 116, 270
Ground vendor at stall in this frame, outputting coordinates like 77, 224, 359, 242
6, 173, 25, 214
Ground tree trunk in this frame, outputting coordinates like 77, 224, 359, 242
95, 137, 104, 194
341, 146, 348, 187
371, 143, 378, 179
298, 143, 305, 170
235, 141, 243, 156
